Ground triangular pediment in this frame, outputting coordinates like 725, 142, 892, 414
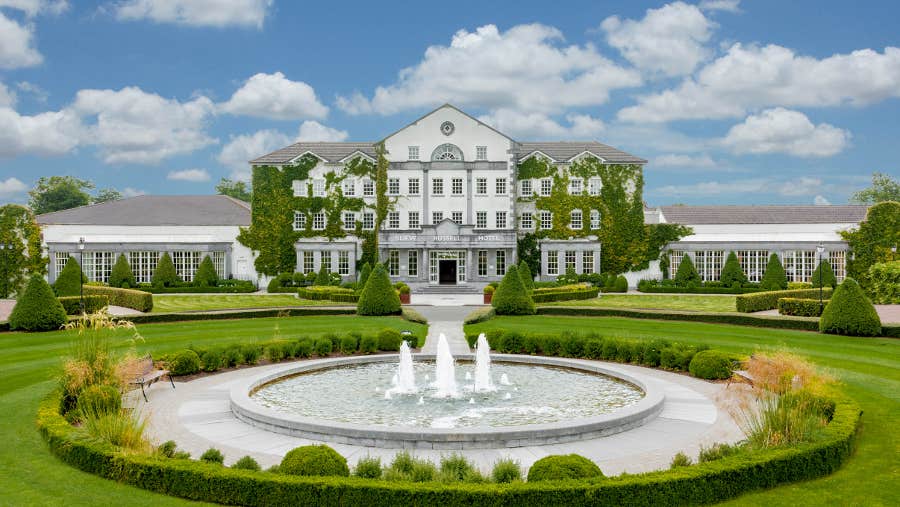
434, 218, 461, 235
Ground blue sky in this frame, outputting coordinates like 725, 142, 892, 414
0, 0, 897, 206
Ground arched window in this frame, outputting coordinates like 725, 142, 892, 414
431, 143, 464, 161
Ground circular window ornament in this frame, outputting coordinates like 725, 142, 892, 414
440, 121, 455, 136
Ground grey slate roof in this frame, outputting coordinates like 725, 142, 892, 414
250, 142, 378, 165
36, 195, 251, 226
514, 142, 647, 164
659, 205, 869, 225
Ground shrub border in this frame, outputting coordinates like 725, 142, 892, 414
537, 306, 822, 331
531, 287, 599, 303
124, 307, 357, 325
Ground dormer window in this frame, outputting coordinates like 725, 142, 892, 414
431, 143, 463, 161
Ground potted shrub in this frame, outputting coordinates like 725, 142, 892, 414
396, 282, 411, 304
483, 284, 495, 304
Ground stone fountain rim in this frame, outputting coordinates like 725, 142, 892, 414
229, 354, 666, 449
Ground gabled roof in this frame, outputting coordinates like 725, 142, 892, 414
36, 195, 251, 227
379, 103, 514, 143
659, 205, 869, 225
250, 142, 377, 165
513, 142, 647, 164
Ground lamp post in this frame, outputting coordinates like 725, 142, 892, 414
78, 237, 85, 314
816, 243, 825, 314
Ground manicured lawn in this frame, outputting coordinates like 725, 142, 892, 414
151, 294, 352, 313
541, 294, 737, 312
0, 315, 425, 505
467, 316, 900, 506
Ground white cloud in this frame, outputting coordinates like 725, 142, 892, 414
779, 177, 824, 196
0, 0, 68, 16
71, 86, 217, 164
813, 195, 831, 205
121, 187, 145, 197
296, 120, 348, 143
16, 81, 47, 102
0, 106, 81, 157
654, 176, 826, 197
112, 0, 272, 28
0, 82, 15, 107
619, 44, 900, 123
698, 0, 741, 13
167, 168, 210, 182
337, 23, 641, 116
722, 108, 850, 157
0, 176, 28, 197
0, 11, 43, 68
653, 153, 716, 167
600, 2, 714, 77
478, 109, 605, 139
220, 72, 328, 120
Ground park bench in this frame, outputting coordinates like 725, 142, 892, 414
129, 354, 174, 402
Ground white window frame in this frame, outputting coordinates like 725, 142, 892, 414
570, 209, 582, 230
495, 250, 506, 276
388, 250, 400, 277
495, 211, 507, 229
540, 211, 553, 230
476, 146, 487, 160
568, 178, 583, 195
520, 213, 533, 229
338, 251, 350, 275
451, 211, 463, 224
590, 209, 600, 230
408, 211, 420, 229
312, 211, 326, 231
313, 179, 326, 197
432, 177, 444, 196
520, 179, 532, 196
362, 212, 375, 230
320, 251, 332, 273
540, 178, 552, 196
582, 251, 594, 274
408, 146, 420, 160
407, 178, 420, 196
387, 211, 400, 230
476, 211, 487, 229
407, 251, 418, 277
342, 212, 356, 230
477, 250, 488, 277
432, 211, 443, 224
302, 251, 315, 274
495, 177, 507, 196
475, 177, 487, 195
452, 177, 464, 196
388, 178, 400, 196
362, 180, 374, 197
547, 250, 559, 276
588, 177, 602, 196
342, 179, 355, 196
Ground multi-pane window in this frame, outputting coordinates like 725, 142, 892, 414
451, 177, 464, 195
590, 209, 600, 230
588, 178, 602, 196
320, 251, 332, 273
547, 250, 559, 275
476, 146, 487, 160
495, 250, 506, 275
668, 250, 685, 279
495, 178, 507, 195
303, 251, 315, 273
540, 178, 552, 196
736, 250, 769, 283
54, 252, 70, 279
312, 212, 325, 230
432, 211, 443, 224
387, 211, 400, 229
342, 212, 356, 230
564, 251, 577, 273
495, 211, 507, 229
408, 146, 419, 160
362, 212, 375, 230
477, 250, 488, 276
408, 178, 420, 195
210, 251, 226, 278
568, 178, 583, 195
172, 251, 201, 282
694, 250, 725, 282
452, 211, 463, 224
582, 251, 594, 274
540, 211, 553, 230
830, 250, 847, 282
520, 179, 532, 196
783, 250, 817, 283
83, 251, 114, 283
520, 213, 533, 229
407, 251, 418, 277
292, 179, 305, 196
338, 251, 350, 275
342, 180, 355, 196
432, 178, 444, 195
388, 178, 400, 195
570, 209, 582, 230
476, 211, 487, 229
408, 211, 420, 229
363, 180, 374, 196
293, 211, 306, 231
313, 179, 326, 197
388, 250, 400, 276
475, 178, 487, 195
127, 251, 157, 284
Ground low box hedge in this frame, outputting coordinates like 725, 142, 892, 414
736, 288, 833, 313
82, 285, 153, 312
532, 287, 599, 303
297, 286, 359, 303
123, 307, 356, 325
778, 298, 828, 317
138, 281, 257, 294
58, 295, 109, 315
537, 306, 821, 331
638, 279, 764, 294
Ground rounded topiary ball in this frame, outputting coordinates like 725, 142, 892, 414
526, 454, 603, 482
168, 350, 201, 376
279, 445, 349, 477
688, 350, 736, 380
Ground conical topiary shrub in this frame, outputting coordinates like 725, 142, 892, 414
811, 259, 837, 289
9, 274, 67, 331
719, 251, 747, 287
152, 252, 180, 288
819, 277, 881, 336
53, 256, 85, 296
674, 253, 701, 286
356, 263, 401, 315
492, 264, 535, 315
760, 253, 788, 290
108, 253, 136, 288
314, 265, 331, 286
518, 260, 534, 291
357, 262, 371, 287
194, 255, 218, 287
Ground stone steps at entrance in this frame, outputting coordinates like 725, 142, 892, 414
413, 284, 482, 294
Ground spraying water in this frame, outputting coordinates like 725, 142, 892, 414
395, 341, 417, 394
433, 334, 458, 398
473, 333, 496, 392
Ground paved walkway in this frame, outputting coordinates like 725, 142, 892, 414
754, 304, 900, 324
411, 305, 472, 355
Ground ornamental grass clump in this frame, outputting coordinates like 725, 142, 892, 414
354, 456, 383, 479
819, 277, 881, 336
491, 458, 522, 483
491, 265, 535, 315
82, 411, 151, 453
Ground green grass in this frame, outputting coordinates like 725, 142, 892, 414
541, 294, 737, 312
466, 315, 900, 506
0, 315, 425, 505
151, 294, 352, 313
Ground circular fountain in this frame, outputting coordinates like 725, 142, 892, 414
230, 334, 665, 449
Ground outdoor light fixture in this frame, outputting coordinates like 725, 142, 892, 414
816, 243, 825, 313
78, 237, 86, 313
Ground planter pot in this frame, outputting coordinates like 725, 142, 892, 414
483, 293, 493, 304
400, 293, 410, 304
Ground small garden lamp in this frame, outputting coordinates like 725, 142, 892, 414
78, 237, 85, 313
816, 243, 825, 313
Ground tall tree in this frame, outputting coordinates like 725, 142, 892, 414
0, 205, 46, 298
215, 178, 252, 202
93, 188, 122, 203
841, 201, 900, 290
850, 172, 900, 204
28, 176, 94, 215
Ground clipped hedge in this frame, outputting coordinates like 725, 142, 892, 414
280, 445, 349, 477
123, 307, 356, 325
532, 286, 599, 303
688, 350, 736, 380
137, 281, 258, 294
82, 286, 153, 312
638, 280, 763, 295
37, 386, 862, 507
527, 454, 603, 482
298, 286, 359, 303
736, 288, 834, 313
537, 306, 821, 332
778, 298, 828, 317
58, 295, 109, 315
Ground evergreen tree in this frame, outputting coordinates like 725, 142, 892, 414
517, 260, 534, 290
152, 252, 180, 287
819, 278, 881, 336
491, 265, 536, 315
108, 254, 135, 288
194, 255, 219, 287
314, 265, 331, 286
760, 253, 788, 290
674, 253, 701, 286
356, 264, 401, 315
719, 251, 747, 287
357, 262, 372, 287
811, 259, 837, 289
9, 274, 67, 331
54, 256, 85, 296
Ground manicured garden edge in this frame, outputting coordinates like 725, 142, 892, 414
138, 285, 258, 294
736, 288, 834, 313
37, 389, 861, 506
83, 285, 154, 312
531, 287, 600, 303
124, 307, 356, 325
638, 286, 764, 294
